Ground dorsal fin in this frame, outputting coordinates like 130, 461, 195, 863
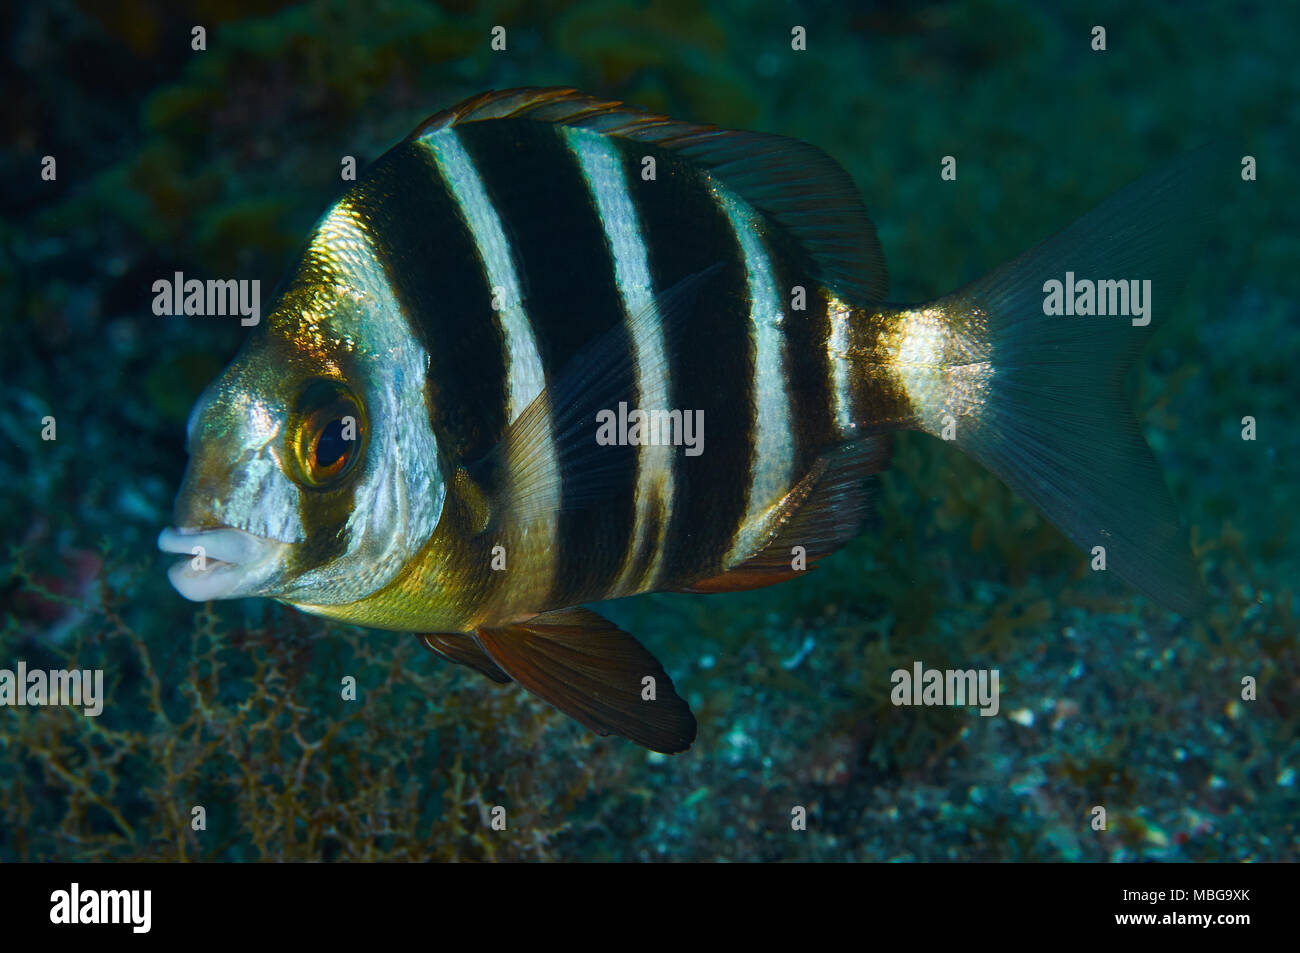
408, 87, 888, 305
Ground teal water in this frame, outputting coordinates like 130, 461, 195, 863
2, 0, 1295, 860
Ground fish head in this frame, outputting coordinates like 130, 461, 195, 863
159, 280, 445, 608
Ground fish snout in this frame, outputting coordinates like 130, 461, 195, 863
157, 526, 290, 601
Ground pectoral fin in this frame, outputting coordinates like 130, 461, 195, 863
474, 607, 697, 753
678, 436, 892, 593
471, 266, 721, 528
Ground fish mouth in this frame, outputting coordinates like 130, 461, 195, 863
157, 527, 289, 602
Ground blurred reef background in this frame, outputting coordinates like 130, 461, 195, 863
1, 0, 1296, 861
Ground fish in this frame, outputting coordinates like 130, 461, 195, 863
159, 87, 1214, 753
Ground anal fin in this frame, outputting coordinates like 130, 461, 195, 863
677, 436, 892, 594
474, 607, 697, 753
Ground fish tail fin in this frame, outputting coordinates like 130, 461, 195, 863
903, 148, 1222, 614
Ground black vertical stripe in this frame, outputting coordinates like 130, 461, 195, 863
765, 230, 836, 474
619, 139, 756, 586
456, 121, 638, 607
345, 142, 510, 464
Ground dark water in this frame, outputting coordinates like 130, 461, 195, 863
2, 0, 1296, 861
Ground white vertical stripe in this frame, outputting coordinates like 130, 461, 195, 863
827, 296, 855, 436
718, 191, 796, 565
416, 129, 556, 605
565, 127, 674, 594
418, 129, 547, 421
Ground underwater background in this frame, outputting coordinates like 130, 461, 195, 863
2, 0, 1296, 861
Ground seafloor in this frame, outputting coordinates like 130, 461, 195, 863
2, 0, 1296, 861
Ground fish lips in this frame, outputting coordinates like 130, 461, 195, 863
157, 527, 289, 601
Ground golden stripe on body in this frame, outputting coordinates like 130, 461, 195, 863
879, 303, 993, 435
819, 293, 992, 438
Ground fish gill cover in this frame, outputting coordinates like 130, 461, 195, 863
1, 0, 1297, 863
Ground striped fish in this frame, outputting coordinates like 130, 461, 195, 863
160, 89, 1212, 752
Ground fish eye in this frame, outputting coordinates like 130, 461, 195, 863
288, 380, 366, 489
315, 418, 349, 468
